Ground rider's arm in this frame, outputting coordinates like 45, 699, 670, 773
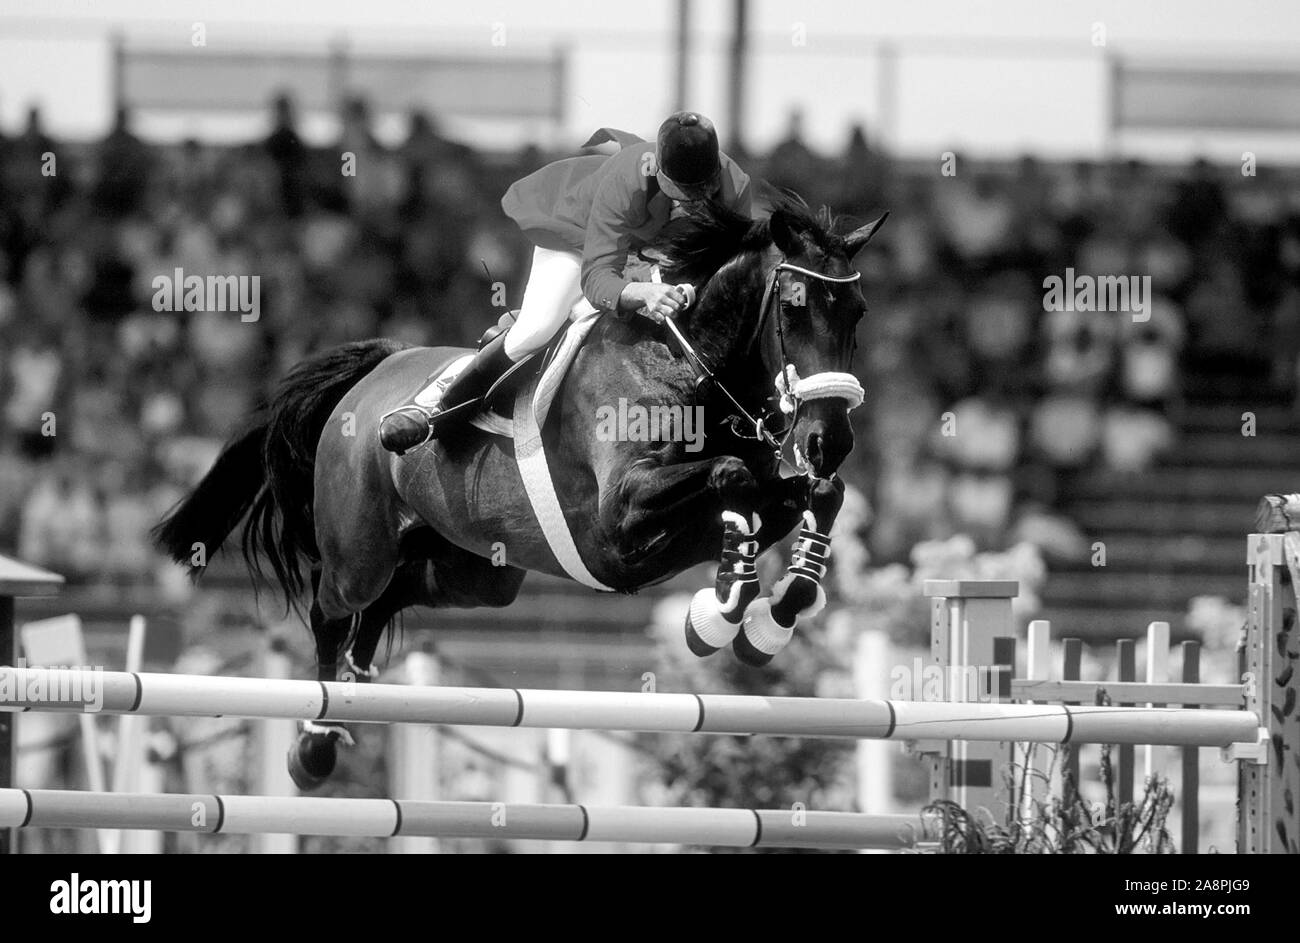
580, 163, 647, 314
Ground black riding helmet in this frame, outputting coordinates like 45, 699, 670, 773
656, 112, 722, 202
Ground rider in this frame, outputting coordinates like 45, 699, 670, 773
378, 111, 754, 454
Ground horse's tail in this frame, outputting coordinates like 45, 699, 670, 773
153, 338, 407, 611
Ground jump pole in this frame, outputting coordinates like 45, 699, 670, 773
0, 789, 933, 851
0, 666, 1261, 747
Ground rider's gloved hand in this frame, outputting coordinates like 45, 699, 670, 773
618, 282, 688, 324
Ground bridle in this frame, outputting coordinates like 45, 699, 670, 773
656, 258, 867, 468
754, 260, 866, 416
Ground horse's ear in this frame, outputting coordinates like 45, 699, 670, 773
769, 210, 803, 257
843, 212, 890, 258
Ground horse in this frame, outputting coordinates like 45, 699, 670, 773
154, 194, 886, 789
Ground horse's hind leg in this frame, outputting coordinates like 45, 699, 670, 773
345, 539, 528, 681
305, 570, 355, 683
287, 535, 527, 790
339, 557, 438, 680
289, 366, 413, 787
286, 574, 359, 790
288, 565, 400, 791
285, 554, 479, 790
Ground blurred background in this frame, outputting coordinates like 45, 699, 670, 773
3, 0, 1300, 852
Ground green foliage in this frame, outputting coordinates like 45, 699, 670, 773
926, 740, 1176, 854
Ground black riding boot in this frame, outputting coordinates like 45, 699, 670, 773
378, 332, 515, 454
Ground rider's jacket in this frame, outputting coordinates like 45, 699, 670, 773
502, 127, 753, 313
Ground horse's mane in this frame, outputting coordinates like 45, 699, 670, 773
653, 190, 844, 286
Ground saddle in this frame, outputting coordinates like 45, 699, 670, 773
477, 311, 567, 414
411, 306, 597, 438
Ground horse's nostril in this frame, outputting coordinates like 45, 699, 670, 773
806, 434, 824, 467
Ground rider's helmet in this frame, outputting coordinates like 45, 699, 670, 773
656, 111, 722, 202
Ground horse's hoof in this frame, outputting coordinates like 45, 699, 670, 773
684, 587, 740, 656
287, 730, 339, 791
770, 575, 827, 627
733, 630, 775, 667
734, 598, 793, 667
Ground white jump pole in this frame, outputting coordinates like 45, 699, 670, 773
0, 667, 1260, 747
0, 788, 934, 850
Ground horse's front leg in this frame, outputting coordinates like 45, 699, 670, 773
684, 465, 820, 658
736, 476, 845, 666
605, 454, 761, 656
683, 503, 764, 657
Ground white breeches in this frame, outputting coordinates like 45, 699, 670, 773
504, 247, 598, 361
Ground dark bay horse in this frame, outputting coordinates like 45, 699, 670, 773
155, 195, 886, 788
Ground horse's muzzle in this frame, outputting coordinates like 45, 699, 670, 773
794, 401, 854, 478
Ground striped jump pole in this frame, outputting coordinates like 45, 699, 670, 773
0, 789, 933, 851
0, 666, 1262, 747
